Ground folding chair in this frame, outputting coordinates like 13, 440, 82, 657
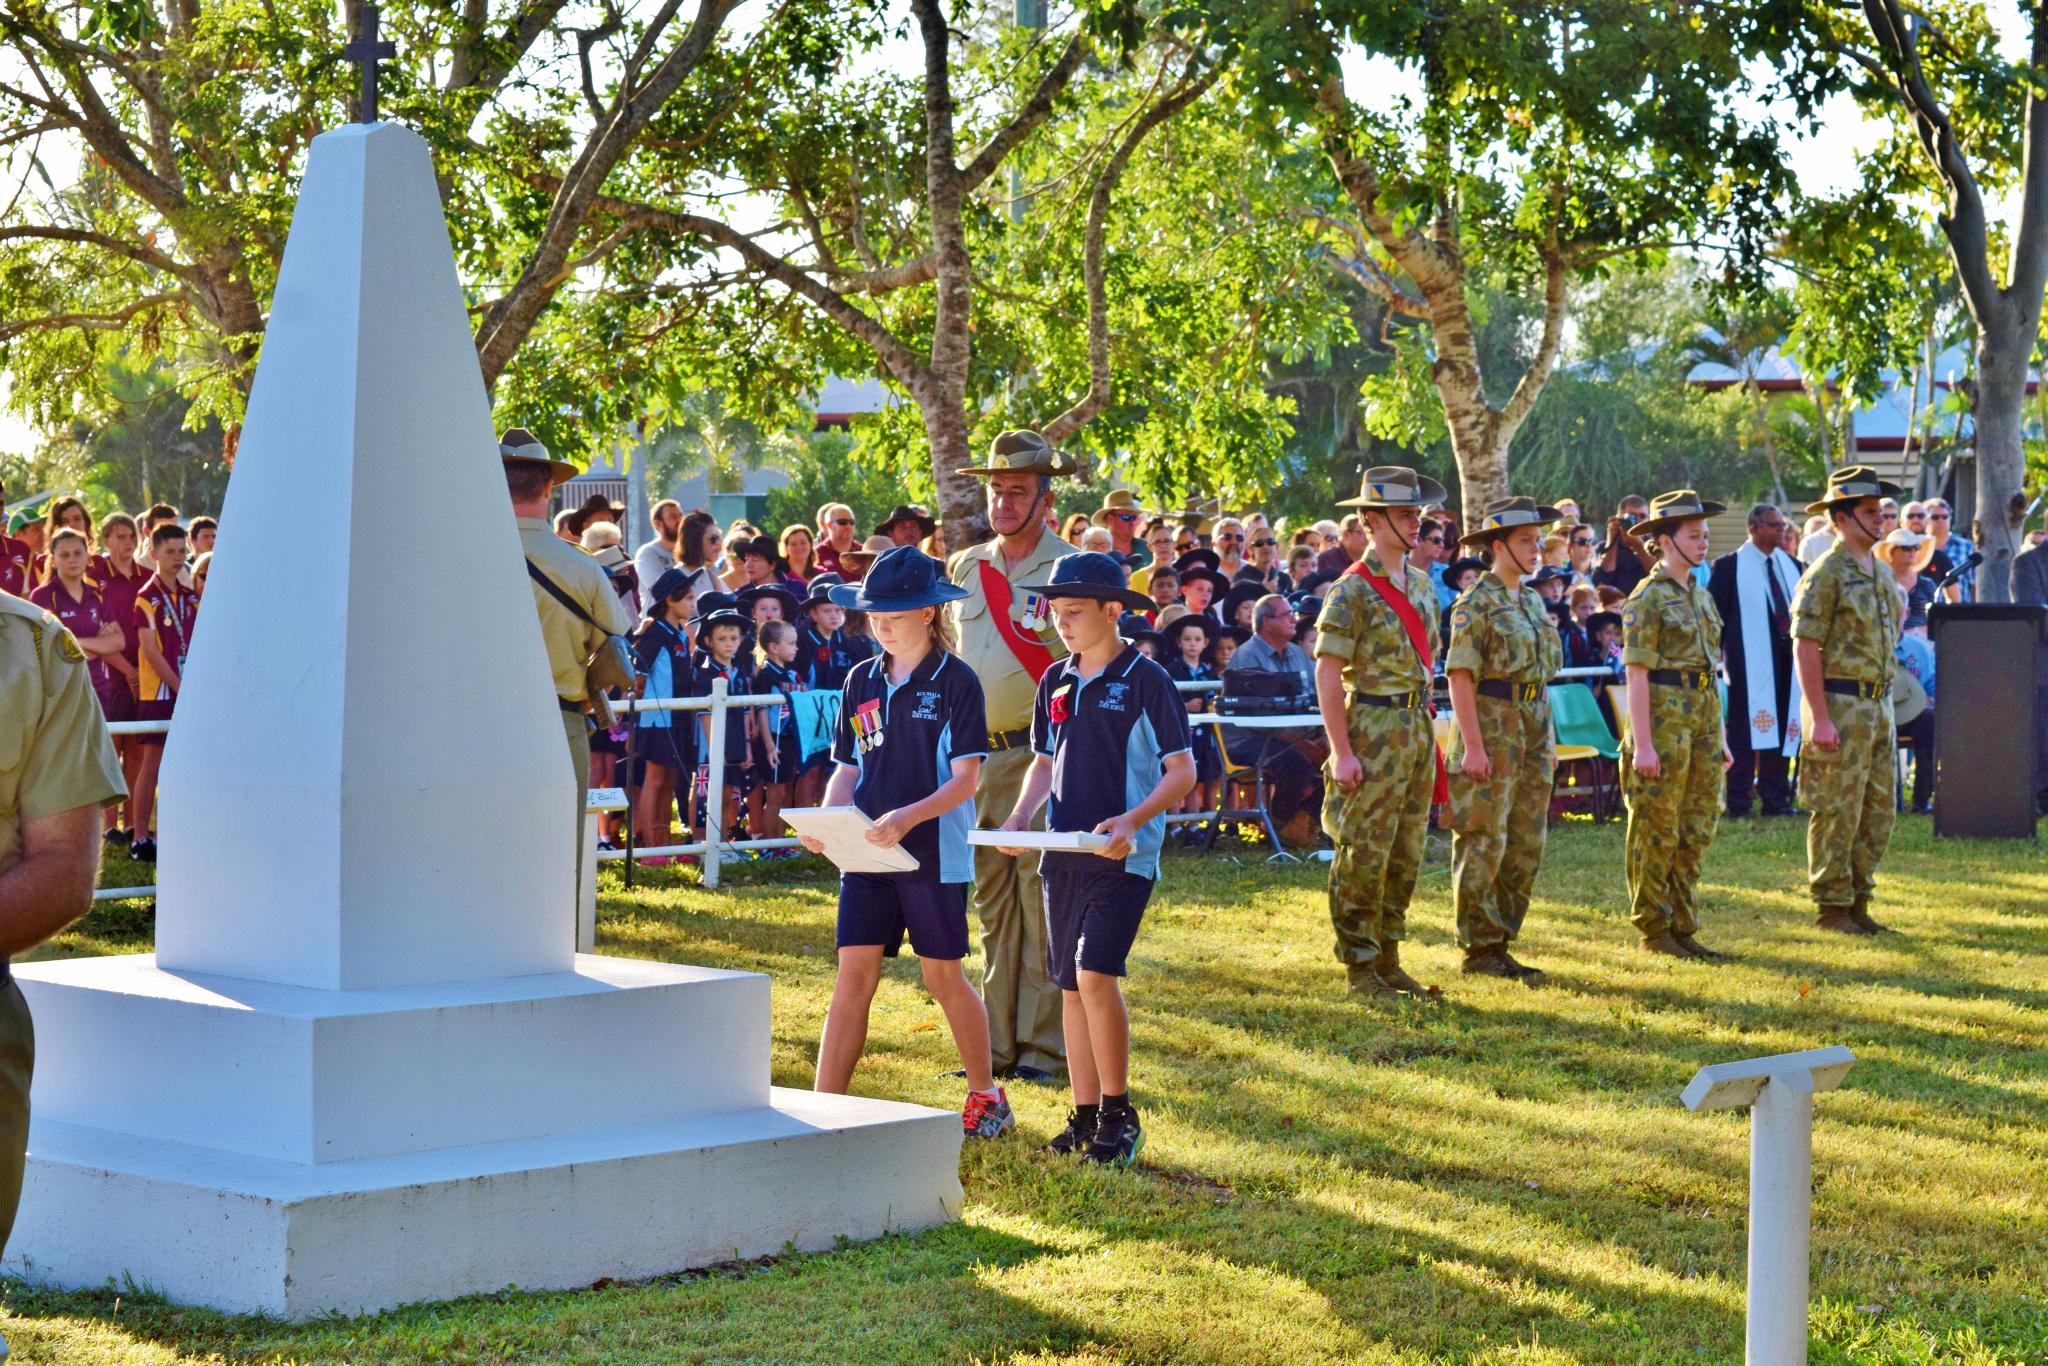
1548, 683, 1621, 821
1201, 725, 1284, 858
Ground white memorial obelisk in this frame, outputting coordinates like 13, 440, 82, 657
4, 114, 960, 1319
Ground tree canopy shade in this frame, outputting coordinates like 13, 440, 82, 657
1244, 0, 1820, 513
1806, 0, 2048, 602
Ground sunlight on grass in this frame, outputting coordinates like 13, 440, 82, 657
6, 814, 2043, 1362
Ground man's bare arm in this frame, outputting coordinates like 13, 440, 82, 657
0, 804, 103, 959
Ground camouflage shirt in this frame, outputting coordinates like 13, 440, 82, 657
1445, 572, 1563, 684
1312, 546, 1440, 696
1620, 563, 1722, 670
1791, 541, 1900, 685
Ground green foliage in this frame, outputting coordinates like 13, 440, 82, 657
759, 426, 935, 538
0, 358, 229, 516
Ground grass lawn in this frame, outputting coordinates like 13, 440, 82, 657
6, 813, 2044, 1363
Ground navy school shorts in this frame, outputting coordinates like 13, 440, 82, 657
837, 873, 971, 961
1042, 867, 1155, 990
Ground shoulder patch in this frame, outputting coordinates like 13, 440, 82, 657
56, 626, 85, 663
1622, 606, 1638, 629
1450, 608, 1471, 630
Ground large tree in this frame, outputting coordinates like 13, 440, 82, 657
0, 0, 808, 435
1810, 0, 2048, 601
1259, 0, 1813, 513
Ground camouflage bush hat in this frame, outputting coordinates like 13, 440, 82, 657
1632, 489, 1727, 539
1804, 465, 1905, 515
1458, 496, 1564, 547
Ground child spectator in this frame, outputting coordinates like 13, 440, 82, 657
631, 569, 698, 860
996, 553, 1195, 1167
750, 619, 807, 846
129, 522, 198, 862
690, 605, 754, 846
1146, 567, 1180, 617
29, 529, 128, 725
798, 546, 1011, 1142
1162, 615, 1220, 816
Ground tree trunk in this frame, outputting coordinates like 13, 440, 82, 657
1971, 324, 2029, 603
1442, 404, 1512, 514
910, 369, 980, 541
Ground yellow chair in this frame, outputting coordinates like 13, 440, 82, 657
1606, 685, 1631, 747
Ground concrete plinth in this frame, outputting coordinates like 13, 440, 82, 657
12, 1089, 960, 1319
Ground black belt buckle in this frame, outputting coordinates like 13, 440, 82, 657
987, 728, 1029, 752
1517, 681, 1540, 703
1354, 690, 1423, 710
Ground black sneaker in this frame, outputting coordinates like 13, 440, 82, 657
1044, 1106, 1098, 1157
130, 837, 157, 864
1082, 1105, 1145, 1168
103, 827, 132, 848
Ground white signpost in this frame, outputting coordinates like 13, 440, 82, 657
2, 120, 961, 1318
1681, 1045, 1856, 1365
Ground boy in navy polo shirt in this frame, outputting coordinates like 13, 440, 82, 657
998, 553, 1195, 1167
797, 546, 1013, 1141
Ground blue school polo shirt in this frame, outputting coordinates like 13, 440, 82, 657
831, 649, 987, 883
1030, 644, 1192, 880
800, 623, 878, 690
632, 620, 694, 728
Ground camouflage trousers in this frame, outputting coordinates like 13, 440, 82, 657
1323, 702, 1435, 964
1445, 696, 1555, 949
1620, 683, 1724, 938
1798, 693, 1896, 912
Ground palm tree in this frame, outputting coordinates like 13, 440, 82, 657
643, 390, 796, 501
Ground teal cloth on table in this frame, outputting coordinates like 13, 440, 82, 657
791, 689, 842, 762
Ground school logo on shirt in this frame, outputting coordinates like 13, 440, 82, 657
852, 697, 886, 754
911, 689, 941, 721
1099, 681, 1130, 712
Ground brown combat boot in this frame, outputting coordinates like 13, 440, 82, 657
1815, 906, 1871, 935
1497, 947, 1550, 986
1346, 960, 1402, 999
1674, 933, 1729, 961
1460, 944, 1521, 979
1372, 943, 1438, 999
1848, 902, 1894, 934
1640, 931, 1691, 958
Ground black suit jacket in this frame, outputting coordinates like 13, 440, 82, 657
1708, 546, 1802, 745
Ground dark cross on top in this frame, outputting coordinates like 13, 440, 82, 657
342, 3, 396, 124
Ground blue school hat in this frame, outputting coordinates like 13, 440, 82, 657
691, 590, 739, 623
1018, 551, 1153, 613
802, 572, 845, 606
642, 566, 695, 617
828, 545, 968, 613
1118, 612, 1164, 649
696, 608, 747, 634
737, 582, 803, 620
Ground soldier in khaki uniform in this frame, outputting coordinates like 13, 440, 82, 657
949, 431, 1080, 1079
1313, 466, 1448, 1000
500, 429, 634, 903
1790, 466, 1906, 935
1619, 491, 1733, 960
1443, 498, 1564, 985
0, 588, 128, 1354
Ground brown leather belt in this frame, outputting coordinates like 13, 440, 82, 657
1476, 680, 1543, 703
1648, 669, 1715, 691
1823, 678, 1887, 701
987, 727, 1033, 752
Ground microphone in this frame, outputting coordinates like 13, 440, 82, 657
1935, 549, 1983, 591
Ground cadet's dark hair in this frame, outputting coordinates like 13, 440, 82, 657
503, 461, 553, 501
150, 521, 187, 550
1588, 611, 1623, 633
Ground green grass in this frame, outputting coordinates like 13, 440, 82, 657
7, 814, 2045, 1363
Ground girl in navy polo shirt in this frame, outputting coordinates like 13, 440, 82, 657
690, 605, 754, 849
749, 619, 806, 847
631, 569, 697, 860
998, 553, 1195, 1168
794, 546, 1012, 1142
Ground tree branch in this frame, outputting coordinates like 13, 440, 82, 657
1042, 61, 1218, 445
1311, 75, 1459, 294
0, 292, 182, 343
956, 29, 1089, 193
1498, 245, 1569, 436
0, 224, 194, 279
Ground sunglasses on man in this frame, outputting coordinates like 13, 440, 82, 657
831, 518, 853, 527
1218, 533, 1244, 544
1109, 511, 1138, 522
1421, 535, 1445, 546
1251, 538, 1277, 549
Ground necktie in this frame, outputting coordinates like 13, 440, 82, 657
1764, 558, 1790, 637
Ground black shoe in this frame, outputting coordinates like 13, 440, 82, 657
130, 837, 157, 864
1007, 1064, 1062, 1084
1044, 1106, 1098, 1157
103, 827, 131, 848
1082, 1105, 1145, 1168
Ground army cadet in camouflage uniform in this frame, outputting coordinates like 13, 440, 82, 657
1791, 466, 1906, 935
1314, 466, 1449, 1000
1443, 498, 1565, 985
1619, 491, 1733, 960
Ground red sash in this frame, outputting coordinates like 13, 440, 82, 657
978, 560, 1056, 682
1346, 558, 1449, 803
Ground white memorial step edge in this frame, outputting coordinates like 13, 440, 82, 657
11, 1087, 962, 1319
